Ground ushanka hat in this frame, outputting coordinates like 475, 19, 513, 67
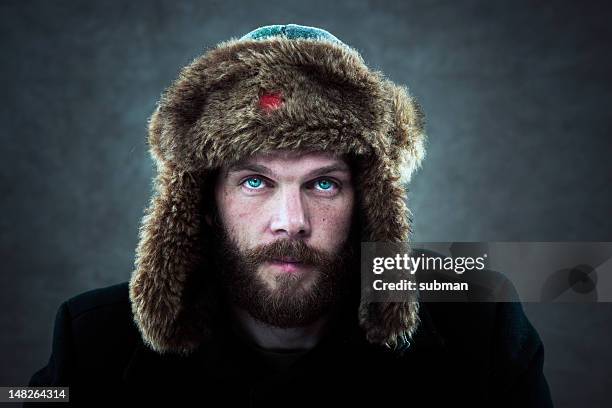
129, 24, 428, 355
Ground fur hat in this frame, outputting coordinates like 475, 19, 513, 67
129, 24, 427, 355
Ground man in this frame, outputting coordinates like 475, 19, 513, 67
28, 24, 553, 406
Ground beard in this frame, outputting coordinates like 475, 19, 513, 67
209, 216, 358, 328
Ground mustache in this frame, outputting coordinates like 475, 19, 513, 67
244, 238, 342, 268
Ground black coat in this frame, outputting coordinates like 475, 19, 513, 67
27, 281, 553, 407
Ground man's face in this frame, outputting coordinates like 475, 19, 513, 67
208, 150, 357, 328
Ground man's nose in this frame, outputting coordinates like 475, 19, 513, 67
270, 186, 310, 238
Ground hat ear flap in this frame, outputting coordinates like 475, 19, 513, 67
146, 106, 165, 167
129, 166, 208, 355
354, 82, 426, 350
386, 82, 427, 184
355, 151, 421, 351
359, 301, 420, 350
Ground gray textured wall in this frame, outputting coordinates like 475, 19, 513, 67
1, 1, 611, 406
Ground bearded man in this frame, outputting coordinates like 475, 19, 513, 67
28, 24, 552, 407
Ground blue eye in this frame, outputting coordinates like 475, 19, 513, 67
315, 179, 336, 191
245, 177, 264, 189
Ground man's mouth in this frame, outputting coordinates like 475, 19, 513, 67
268, 258, 306, 273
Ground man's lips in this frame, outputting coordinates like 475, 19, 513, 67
268, 258, 306, 273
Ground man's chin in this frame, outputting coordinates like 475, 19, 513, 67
241, 277, 330, 328
260, 262, 318, 291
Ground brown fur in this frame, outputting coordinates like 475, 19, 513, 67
129, 35, 427, 355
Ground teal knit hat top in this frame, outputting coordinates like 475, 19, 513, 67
239, 23, 349, 48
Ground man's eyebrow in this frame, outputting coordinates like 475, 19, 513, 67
226, 163, 350, 179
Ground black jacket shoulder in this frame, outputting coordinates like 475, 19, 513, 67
28, 282, 140, 388
414, 265, 552, 408
65, 281, 130, 316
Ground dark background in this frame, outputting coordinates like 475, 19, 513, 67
1, 0, 611, 406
